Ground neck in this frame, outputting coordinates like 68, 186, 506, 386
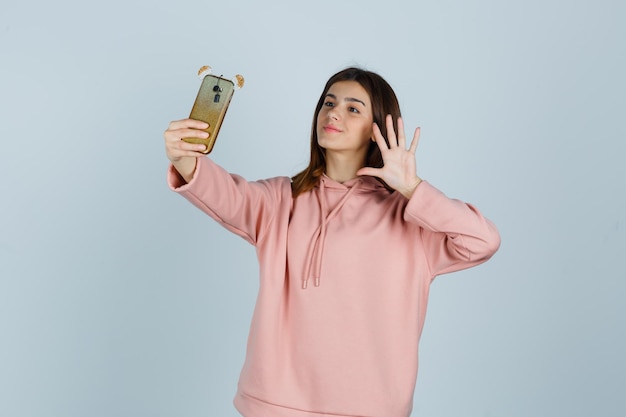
324, 152, 366, 183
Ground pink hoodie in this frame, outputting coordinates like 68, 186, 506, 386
168, 157, 500, 417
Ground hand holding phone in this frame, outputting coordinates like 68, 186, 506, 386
182, 66, 244, 154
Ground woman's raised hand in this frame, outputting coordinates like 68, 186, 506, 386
356, 115, 422, 199
164, 119, 209, 183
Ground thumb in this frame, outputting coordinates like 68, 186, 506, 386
356, 167, 379, 177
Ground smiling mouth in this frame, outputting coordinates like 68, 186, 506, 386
323, 125, 341, 133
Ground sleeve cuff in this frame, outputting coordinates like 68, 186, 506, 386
166, 158, 204, 192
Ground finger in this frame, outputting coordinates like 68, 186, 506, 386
356, 166, 380, 178
166, 118, 209, 132
166, 141, 207, 159
385, 114, 397, 147
165, 129, 208, 151
178, 140, 208, 153
164, 128, 209, 143
371, 122, 389, 152
408, 127, 421, 154
170, 149, 206, 159
396, 116, 406, 149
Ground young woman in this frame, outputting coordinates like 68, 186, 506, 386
164, 67, 500, 417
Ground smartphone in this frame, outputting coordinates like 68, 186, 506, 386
183, 74, 235, 154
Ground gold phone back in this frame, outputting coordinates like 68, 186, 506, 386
185, 74, 235, 154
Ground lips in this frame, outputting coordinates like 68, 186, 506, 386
323, 124, 342, 133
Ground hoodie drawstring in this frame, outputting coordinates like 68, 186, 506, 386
302, 178, 362, 289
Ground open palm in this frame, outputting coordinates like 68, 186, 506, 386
357, 115, 422, 199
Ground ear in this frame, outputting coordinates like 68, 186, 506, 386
370, 120, 381, 143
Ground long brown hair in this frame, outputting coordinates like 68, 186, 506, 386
291, 67, 402, 197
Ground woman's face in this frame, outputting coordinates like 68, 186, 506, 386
316, 81, 374, 160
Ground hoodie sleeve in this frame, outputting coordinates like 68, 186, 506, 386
403, 181, 501, 279
167, 157, 291, 245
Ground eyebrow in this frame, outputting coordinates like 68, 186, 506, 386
325, 93, 367, 107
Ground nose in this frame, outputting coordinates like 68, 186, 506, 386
328, 108, 339, 120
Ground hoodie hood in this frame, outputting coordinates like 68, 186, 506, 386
302, 174, 387, 289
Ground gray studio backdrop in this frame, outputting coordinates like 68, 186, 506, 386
1, 0, 624, 416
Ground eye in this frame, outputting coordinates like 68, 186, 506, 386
323, 101, 335, 107
348, 106, 360, 114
